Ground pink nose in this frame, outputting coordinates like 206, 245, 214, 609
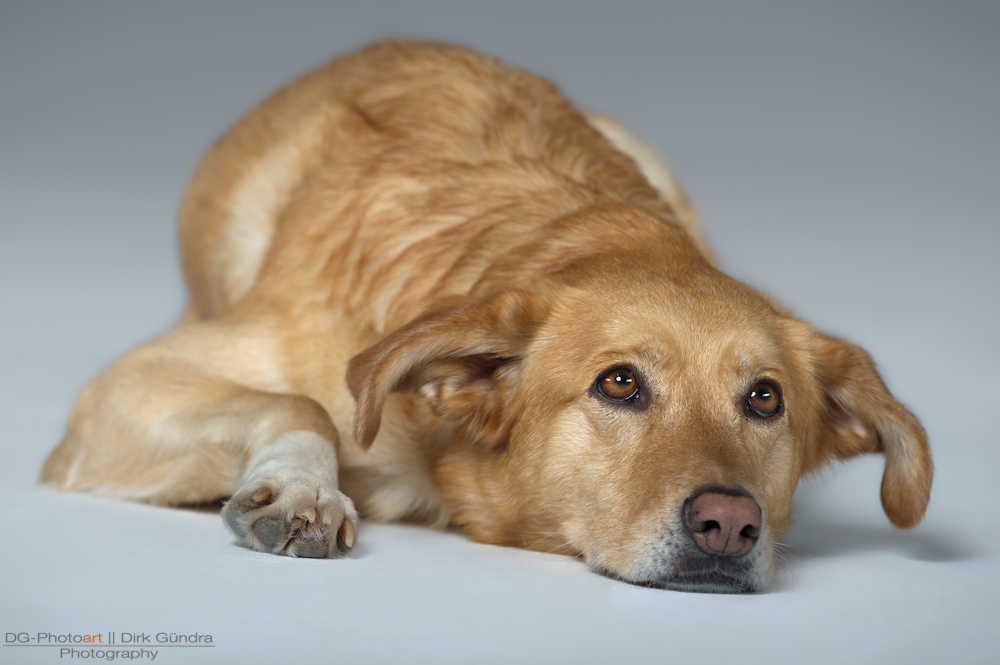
684, 491, 762, 557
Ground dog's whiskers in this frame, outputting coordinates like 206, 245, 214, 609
511, 529, 564, 552
773, 541, 813, 559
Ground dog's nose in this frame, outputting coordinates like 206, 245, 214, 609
684, 491, 761, 557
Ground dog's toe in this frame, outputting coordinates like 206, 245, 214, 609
294, 536, 329, 558
223, 475, 358, 558
224, 506, 246, 536
252, 515, 289, 549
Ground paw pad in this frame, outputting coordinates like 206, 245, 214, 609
222, 477, 359, 558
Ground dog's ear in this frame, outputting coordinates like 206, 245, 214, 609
806, 333, 933, 528
347, 290, 546, 450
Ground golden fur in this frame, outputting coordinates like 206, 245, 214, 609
41, 41, 932, 591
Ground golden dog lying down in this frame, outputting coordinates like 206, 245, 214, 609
41, 41, 932, 592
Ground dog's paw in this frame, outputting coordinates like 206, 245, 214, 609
222, 475, 359, 558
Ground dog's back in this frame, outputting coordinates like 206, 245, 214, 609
178, 41, 705, 328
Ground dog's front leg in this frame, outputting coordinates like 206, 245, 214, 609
223, 429, 358, 557
41, 319, 359, 558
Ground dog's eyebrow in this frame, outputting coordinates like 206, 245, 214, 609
727, 334, 786, 372
588, 346, 665, 372
731, 357, 788, 401
733, 354, 784, 377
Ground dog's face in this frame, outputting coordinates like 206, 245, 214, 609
349, 227, 932, 593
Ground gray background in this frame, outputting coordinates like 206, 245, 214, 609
2, 2, 998, 663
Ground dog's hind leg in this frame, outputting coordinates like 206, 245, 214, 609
40, 318, 358, 557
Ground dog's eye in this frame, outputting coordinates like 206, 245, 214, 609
598, 367, 640, 402
745, 381, 781, 418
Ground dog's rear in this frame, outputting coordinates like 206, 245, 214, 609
42, 41, 931, 591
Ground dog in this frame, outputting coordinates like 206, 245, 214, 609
40, 40, 932, 592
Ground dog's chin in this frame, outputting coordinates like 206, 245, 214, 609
591, 568, 764, 594
652, 571, 760, 594
593, 550, 768, 594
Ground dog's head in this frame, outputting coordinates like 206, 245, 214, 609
347, 216, 932, 593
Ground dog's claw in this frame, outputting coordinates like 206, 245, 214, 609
321, 509, 334, 526
297, 507, 316, 523
341, 520, 356, 549
252, 488, 271, 502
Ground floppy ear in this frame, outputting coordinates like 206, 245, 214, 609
346, 290, 546, 450
807, 333, 933, 528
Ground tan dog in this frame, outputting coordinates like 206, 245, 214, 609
40, 41, 932, 592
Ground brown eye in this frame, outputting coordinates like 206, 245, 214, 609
598, 367, 639, 401
746, 380, 781, 418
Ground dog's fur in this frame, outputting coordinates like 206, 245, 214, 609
40, 41, 932, 592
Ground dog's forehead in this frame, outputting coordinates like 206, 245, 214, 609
546, 268, 788, 369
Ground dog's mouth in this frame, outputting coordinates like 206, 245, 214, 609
594, 563, 759, 594
593, 546, 764, 594
653, 568, 758, 594
656, 547, 763, 593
